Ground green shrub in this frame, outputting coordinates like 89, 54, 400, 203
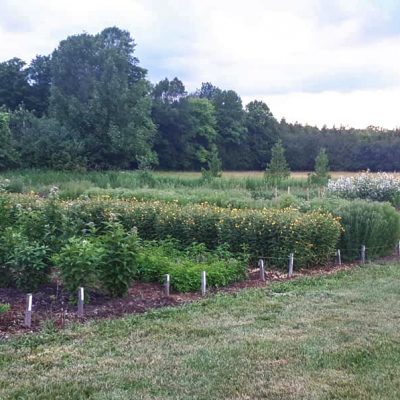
1, 195, 341, 269
167, 259, 246, 292
98, 222, 139, 297
0, 228, 49, 291
0, 195, 12, 233
304, 199, 400, 261
135, 241, 247, 292
52, 236, 105, 296
53, 223, 139, 298
276, 194, 302, 209
136, 244, 246, 292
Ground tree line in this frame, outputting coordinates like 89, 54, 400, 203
1, 26, 400, 172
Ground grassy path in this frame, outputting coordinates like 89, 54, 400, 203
1, 262, 400, 399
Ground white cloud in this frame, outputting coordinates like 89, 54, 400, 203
0, 0, 400, 128
248, 88, 400, 129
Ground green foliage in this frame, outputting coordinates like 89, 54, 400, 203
264, 139, 290, 185
245, 100, 279, 169
52, 236, 105, 296
167, 260, 246, 293
53, 222, 139, 298
308, 148, 330, 186
67, 198, 340, 268
305, 198, 400, 261
201, 145, 222, 180
0, 303, 10, 314
0, 112, 17, 170
210, 88, 248, 170
9, 110, 86, 170
98, 222, 139, 297
136, 241, 247, 292
0, 228, 49, 291
0, 58, 31, 111
50, 27, 156, 169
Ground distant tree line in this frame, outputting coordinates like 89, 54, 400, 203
1, 26, 400, 172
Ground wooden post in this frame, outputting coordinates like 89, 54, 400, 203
201, 271, 207, 296
164, 274, 170, 297
287, 186, 291, 195
336, 249, 342, 266
397, 240, 400, 257
78, 287, 84, 317
361, 245, 366, 265
306, 188, 310, 201
24, 293, 32, 328
288, 253, 294, 278
274, 187, 278, 199
259, 259, 265, 281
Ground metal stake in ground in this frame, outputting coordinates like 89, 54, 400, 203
287, 186, 291, 195
361, 245, 366, 265
164, 274, 170, 297
24, 293, 33, 328
259, 259, 266, 281
201, 271, 207, 296
288, 253, 294, 278
306, 188, 310, 201
336, 249, 342, 266
274, 187, 278, 199
78, 287, 84, 317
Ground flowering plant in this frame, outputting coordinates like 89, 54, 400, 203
327, 172, 400, 205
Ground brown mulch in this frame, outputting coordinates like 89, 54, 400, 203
0, 258, 395, 340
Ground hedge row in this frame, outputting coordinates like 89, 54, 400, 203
303, 199, 400, 261
0, 195, 341, 268
2, 194, 398, 267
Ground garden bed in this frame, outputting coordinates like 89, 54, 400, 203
0, 261, 358, 339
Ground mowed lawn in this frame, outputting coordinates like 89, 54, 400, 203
1, 263, 400, 399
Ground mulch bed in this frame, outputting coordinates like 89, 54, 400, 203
0, 258, 394, 340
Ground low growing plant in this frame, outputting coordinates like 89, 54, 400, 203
0, 303, 10, 314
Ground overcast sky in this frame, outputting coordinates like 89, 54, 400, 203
1, 0, 399, 128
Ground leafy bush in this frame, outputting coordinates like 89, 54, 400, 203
0, 228, 49, 291
98, 222, 139, 297
167, 260, 246, 292
53, 223, 139, 298
135, 241, 247, 292
52, 236, 105, 296
304, 198, 400, 261
217, 207, 340, 267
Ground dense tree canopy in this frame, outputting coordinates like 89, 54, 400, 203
0, 26, 399, 172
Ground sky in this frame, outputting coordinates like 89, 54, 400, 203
1, 0, 400, 129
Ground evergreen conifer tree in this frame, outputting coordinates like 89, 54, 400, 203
264, 139, 290, 185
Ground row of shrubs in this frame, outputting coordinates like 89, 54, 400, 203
0, 218, 247, 295
0, 194, 342, 267
1, 193, 399, 296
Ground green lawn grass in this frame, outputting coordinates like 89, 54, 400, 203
1, 262, 400, 399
